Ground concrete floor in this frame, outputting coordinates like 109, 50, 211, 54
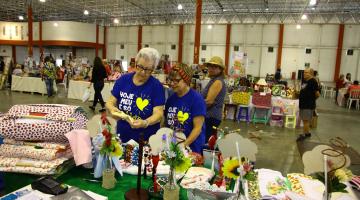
0, 87, 359, 175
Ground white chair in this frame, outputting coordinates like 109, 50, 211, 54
322, 85, 336, 98
347, 89, 360, 110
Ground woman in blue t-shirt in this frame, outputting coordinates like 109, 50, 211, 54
165, 63, 206, 153
106, 48, 165, 142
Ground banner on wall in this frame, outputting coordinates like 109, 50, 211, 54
229, 52, 247, 78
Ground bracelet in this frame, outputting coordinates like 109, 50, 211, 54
144, 119, 149, 128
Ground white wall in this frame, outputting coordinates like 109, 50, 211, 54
42, 21, 97, 43
0, 21, 28, 40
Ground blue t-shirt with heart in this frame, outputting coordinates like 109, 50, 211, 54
165, 89, 206, 153
111, 73, 165, 142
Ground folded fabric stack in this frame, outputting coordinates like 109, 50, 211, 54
0, 104, 88, 175
0, 139, 74, 175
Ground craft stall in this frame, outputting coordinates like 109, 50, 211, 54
0, 105, 359, 200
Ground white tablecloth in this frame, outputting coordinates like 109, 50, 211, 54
67, 80, 114, 101
11, 75, 57, 95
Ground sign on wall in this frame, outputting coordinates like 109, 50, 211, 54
229, 51, 247, 78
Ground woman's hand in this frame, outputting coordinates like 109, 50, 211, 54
129, 119, 148, 129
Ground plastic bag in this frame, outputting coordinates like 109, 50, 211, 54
82, 88, 91, 102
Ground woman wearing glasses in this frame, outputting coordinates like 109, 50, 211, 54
201, 56, 226, 142
106, 48, 165, 142
165, 63, 206, 153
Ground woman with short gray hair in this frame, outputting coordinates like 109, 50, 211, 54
106, 47, 165, 143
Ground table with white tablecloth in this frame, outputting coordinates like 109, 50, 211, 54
67, 80, 114, 101
11, 75, 57, 95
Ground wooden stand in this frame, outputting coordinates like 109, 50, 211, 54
124, 132, 149, 200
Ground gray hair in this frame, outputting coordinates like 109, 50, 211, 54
135, 47, 160, 68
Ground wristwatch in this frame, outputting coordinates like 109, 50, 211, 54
144, 119, 149, 128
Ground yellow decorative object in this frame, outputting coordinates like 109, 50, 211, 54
110, 142, 123, 157
177, 111, 189, 124
231, 92, 250, 105
136, 97, 149, 111
334, 168, 353, 182
222, 158, 240, 179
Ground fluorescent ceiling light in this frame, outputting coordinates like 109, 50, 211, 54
296, 24, 301, 29
39, 0, 46, 2
84, 10, 89, 15
177, 4, 183, 10
265, 8, 269, 11
309, 0, 316, 6
18, 16, 24, 20
301, 14, 307, 20
312, 7, 315, 10
207, 24, 213, 29
113, 18, 119, 24
53, 22, 58, 27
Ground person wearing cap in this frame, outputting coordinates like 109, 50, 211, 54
165, 63, 206, 153
201, 56, 227, 141
106, 48, 165, 143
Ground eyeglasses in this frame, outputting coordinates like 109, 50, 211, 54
136, 64, 153, 74
167, 77, 182, 85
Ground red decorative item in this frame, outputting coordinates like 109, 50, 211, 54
188, 152, 204, 166
152, 155, 160, 192
208, 135, 217, 150
252, 92, 272, 108
101, 112, 110, 125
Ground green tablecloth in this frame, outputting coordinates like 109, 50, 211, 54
2, 167, 188, 200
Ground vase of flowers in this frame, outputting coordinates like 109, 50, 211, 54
99, 112, 123, 189
222, 157, 255, 199
161, 132, 191, 200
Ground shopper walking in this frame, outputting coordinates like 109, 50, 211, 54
106, 48, 165, 143
297, 68, 320, 141
201, 56, 226, 142
41, 56, 56, 97
89, 57, 108, 112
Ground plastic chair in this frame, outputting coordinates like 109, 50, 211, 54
252, 92, 272, 125
346, 89, 360, 110
234, 92, 251, 124
284, 103, 297, 128
322, 85, 335, 98
270, 105, 284, 127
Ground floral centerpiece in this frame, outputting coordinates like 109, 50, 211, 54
222, 157, 256, 199
97, 112, 123, 189
312, 148, 353, 199
161, 131, 192, 200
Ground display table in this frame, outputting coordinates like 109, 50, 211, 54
2, 167, 188, 200
67, 80, 114, 102
11, 75, 57, 95
337, 88, 348, 107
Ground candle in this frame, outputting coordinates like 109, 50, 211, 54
211, 150, 215, 171
236, 142, 241, 162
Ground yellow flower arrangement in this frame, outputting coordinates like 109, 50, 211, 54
222, 158, 241, 179
335, 168, 353, 182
